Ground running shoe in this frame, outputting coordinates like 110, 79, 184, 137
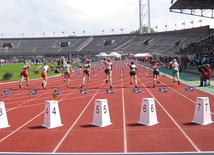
106, 80, 108, 83
19, 84, 22, 89
178, 81, 180, 85
42, 82, 46, 89
153, 85, 155, 88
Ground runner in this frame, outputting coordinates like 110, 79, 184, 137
125, 61, 138, 88
62, 61, 72, 88
168, 58, 181, 85
34, 62, 50, 89
80, 60, 91, 89
19, 62, 31, 89
102, 58, 113, 89
150, 60, 165, 88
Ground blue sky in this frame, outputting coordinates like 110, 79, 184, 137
0, 0, 213, 38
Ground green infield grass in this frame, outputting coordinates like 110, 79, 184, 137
0, 63, 61, 81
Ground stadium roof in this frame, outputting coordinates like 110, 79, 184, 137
170, 0, 214, 19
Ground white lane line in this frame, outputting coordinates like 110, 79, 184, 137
120, 64, 128, 153
52, 82, 105, 153
138, 80, 201, 152
0, 111, 44, 143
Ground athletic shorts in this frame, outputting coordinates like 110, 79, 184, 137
172, 68, 179, 73
105, 68, 110, 74
20, 71, 28, 77
41, 72, 47, 79
153, 70, 159, 75
83, 69, 89, 74
64, 71, 70, 74
130, 71, 136, 76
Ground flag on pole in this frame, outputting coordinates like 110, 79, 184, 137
165, 25, 167, 28
111, 29, 114, 32
198, 19, 202, 23
182, 22, 185, 25
120, 28, 123, 31
155, 26, 158, 29
190, 20, 194, 24
82, 30, 85, 33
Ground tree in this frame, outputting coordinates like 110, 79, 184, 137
130, 26, 156, 34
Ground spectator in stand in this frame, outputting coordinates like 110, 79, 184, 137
199, 64, 211, 87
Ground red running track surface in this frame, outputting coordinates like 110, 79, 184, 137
0, 60, 214, 154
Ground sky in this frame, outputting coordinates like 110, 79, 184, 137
0, 0, 213, 38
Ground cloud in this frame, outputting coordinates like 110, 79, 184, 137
0, 0, 213, 37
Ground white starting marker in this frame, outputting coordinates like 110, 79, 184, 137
138, 98, 159, 126
193, 97, 213, 125
43, 100, 63, 129
92, 99, 112, 127
0, 102, 10, 129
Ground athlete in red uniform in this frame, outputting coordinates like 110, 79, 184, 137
19, 63, 31, 88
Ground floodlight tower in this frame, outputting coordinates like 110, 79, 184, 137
139, 0, 151, 33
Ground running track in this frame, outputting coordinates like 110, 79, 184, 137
0, 60, 214, 154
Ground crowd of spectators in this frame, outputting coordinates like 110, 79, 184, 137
178, 34, 214, 68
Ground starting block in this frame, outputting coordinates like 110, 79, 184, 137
3, 90, 10, 95
185, 87, 193, 91
80, 90, 87, 94
54, 90, 60, 95
29, 89, 38, 95
133, 88, 142, 93
106, 89, 114, 94
158, 88, 167, 92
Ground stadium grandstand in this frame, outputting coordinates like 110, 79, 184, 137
0, 26, 213, 57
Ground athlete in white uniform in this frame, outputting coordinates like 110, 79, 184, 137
168, 58, 180, 85
80, 60, 91, 89
102, 58, 113, 89
35, 62, 50, 89
126, 62, 138, 88
62, 61, 72, 88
